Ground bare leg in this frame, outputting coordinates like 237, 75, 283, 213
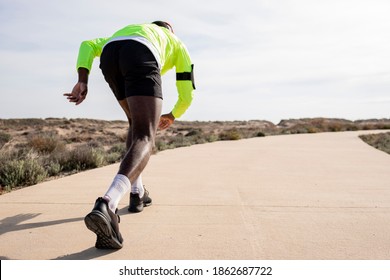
118, 96, 162, 183
118, 99, 133, 149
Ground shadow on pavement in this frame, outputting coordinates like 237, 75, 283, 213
0, 213, 83, 235
53, 247, 118, 260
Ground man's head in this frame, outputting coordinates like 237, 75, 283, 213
152, 21, 174, 33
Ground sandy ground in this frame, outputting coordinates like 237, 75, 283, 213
0, 130, 389, 260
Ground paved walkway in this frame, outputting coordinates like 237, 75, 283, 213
0, 130, 389, 260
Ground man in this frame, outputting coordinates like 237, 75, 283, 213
64, 21, 195, 249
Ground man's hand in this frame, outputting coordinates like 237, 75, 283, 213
159, 112, 175, 130
64, 82, 88, 105
64, 67, 89, 105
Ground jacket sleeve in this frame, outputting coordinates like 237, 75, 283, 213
171, 41, 195, 119
76, 37, 108, 72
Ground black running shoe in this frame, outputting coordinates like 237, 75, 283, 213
84, 197, 123, 249
128, 189, 152, 213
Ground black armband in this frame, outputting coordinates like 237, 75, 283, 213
176, 64, 196, 89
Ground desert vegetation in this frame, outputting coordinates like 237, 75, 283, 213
0, 117, 389, 193
359, 132, 390, 155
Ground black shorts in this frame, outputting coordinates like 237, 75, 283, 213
99, 40, 162, 100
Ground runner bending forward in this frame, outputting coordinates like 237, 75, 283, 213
64, 21, 195, 249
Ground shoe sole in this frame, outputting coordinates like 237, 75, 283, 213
84, 211, 123, 249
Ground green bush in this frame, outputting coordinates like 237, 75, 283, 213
105, 152, 122, 164
23, 158, 48, 185
0, 157, 47, 188
0, 142, 116, 190
205, 134, 219, 142
0, 132, 12, 148
106, 143, 126, 163
185, 129, 202, 137
168, 134, 192, 148
219, 129, 242, 140
44, 161, 62, 177
255, 131, 266, 137
58, 145, 106, 172
154, 139, 171, 152
108, 143, 126, 156
359, 132, 390, 154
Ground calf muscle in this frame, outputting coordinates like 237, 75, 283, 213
118, 96, 162, 183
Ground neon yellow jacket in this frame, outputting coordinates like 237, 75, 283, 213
76, 23, 195, 118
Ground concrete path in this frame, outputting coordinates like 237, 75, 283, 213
0, 130, 389, 260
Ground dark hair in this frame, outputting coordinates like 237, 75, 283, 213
152, 21, 174, 33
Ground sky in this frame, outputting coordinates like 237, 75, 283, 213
0, 0, 389, 124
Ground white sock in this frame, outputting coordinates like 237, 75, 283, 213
131, 175, 145, 198
103, 174, 131, 212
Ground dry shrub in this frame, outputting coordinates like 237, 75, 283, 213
28, 133, 65, 154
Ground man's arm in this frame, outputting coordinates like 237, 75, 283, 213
76, 38, 107, 71
64, 37, 107, 105
172, 64, 195, 118
64, 67, 89, 105
159, 41, 195, 130
171, 42, 195, 119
